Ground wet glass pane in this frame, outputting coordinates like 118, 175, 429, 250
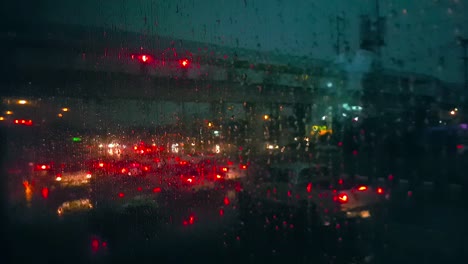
2, 0, 468, 263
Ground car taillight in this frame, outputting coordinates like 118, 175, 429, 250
86, 173, 92, 179
98, 162, 104, 168
221, 167, 228, 172
36, 164, 50, 170
335, 193, 348, 203
377, 187, 384, 194
357, 185, 368, 191
216, 174, 222, 179
186, 178, 193, 183
55, 176, 62, 181
143, 166, 150, 171
240, 164, 247, 170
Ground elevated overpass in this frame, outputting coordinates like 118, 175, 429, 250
0, 23, 343, 104
2, 22, 460, 134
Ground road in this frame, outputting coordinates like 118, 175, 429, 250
5, 166, 467, 264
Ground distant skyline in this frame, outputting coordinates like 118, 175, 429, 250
3, 0, 468, 83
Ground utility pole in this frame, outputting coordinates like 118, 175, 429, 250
460, 37, 468, 94
459, 37, 468, 202
335, 15, 345, 55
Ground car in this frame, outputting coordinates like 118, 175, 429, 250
197, 158, 249, 180
57, 198, 94, 216
54, 163, 93, 187
166, 166, 227, 192
108, 160, 150, 177
244, 162, 389, 226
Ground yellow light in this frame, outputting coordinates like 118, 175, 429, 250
6, 111, 13, 115
58, 113, 63, 118
264, 114, 269, 120
18, 100, 27, 105
208, 122, 212, 127
62, 108, 69, 112
0, 117, 4, 121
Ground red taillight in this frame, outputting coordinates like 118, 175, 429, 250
14, 119, 33, 126
137, 54, 153, 63
306, 183, 312, 193
41, 187, 49, 198
216, 174, 222, 179
189, 215, 195, 224
143, 166, 150, 171
179, 59, 190, 68
224, 197, 230, 205
153, 187, 161, 193
377, 187, 384, 194
338, 179, 343, 185
36, 164, 50, 170
121, 168, 127, 174
179, 161, 188, 165
91, 239, 99, 251
457, 144, 463, 149
357, 185, 368, 191
118, 192, 125, 198
186, 178, 193, 183
221, 167, 228, 172
98, 162, 104, 168
137, 186, 142, 191
240, 164, 247, 170
337, 193, 348, 203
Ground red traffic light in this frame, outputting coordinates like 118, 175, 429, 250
179, 59, 190, 68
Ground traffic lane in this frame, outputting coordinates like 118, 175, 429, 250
8, 190, 463, 263
11, 168, 466, 263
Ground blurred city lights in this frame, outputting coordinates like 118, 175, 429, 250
62, 108, 69, 112
264, 114, 269, 120
58, 113, 63, 117
6, 111, 13, 115
17, 100, 27, 105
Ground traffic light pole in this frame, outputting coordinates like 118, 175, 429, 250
460, 38, 468, 96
